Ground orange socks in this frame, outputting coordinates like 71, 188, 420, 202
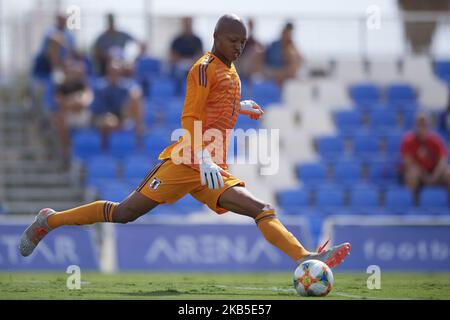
255, 210, 310, 261
47, 201, 118, 229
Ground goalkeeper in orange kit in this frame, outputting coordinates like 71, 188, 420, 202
20, 14, 350, 268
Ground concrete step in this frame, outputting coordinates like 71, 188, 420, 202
0, 147, 53, 161
0, 137, 30, 146
0, 124, 29, 132
4, 187, 85, 202
1, 201, 85, 215
0, 160, 67, 174
0, 172, 78, 187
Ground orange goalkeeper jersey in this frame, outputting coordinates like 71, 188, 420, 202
158, 52, 241, 170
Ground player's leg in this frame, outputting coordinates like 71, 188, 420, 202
50, 191, 159, 227
217, 185, 310, 261
217, 186, 351, 267
19, 191, 159, 257
19, 159, 170, 257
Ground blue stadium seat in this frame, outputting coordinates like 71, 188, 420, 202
367, 158, 399, 187
400, 110, 417, 129
386, 83, 416, 104
72, 130, 102, 160
135, 57, 161, 80
315, 136, 345, 160
109, 130, 138, 158
296, 162, 328, 186
384, 187, 414, 214
369, 109, 398, 130
143, 132, 171, 158
419, 188, 449, 215
349, 83, 381, 106
149, 77, 176, 100
99, 181, 132, 202
314, 185, 345, 212
164, 107, 182, 126
333, 159, 362, 186
384, 130, 404, 155
352, 133, 380, 160
277, 189, 310, 209
251, 80, 281, 106
123, 154, 154, 181
86, 155, 119, 186
349, 185, 380, 214
144, 107, 156, 126
435, 60, 450, 81
334, 110, 364, 136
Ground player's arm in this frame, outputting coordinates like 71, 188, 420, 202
181, 63, 229, 189
239, 99, 264, 120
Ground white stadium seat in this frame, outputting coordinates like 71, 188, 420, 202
332, 59, 367, 85
368, 59, 402, 84
282, 79, 317, 109
401, 55, 436, 86
315, 79, 352, 110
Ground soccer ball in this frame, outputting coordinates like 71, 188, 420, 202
293, 259, 334, 297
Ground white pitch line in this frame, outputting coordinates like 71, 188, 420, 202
215, 285, 395, 300
333, 292, 378, 299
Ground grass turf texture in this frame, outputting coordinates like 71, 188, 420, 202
1, 272, 450, 300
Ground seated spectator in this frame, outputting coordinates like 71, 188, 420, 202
264, 22, 303, 86
32, 13, 76, 82
92, 60, 144, 147
170, 17, 203, 94
53, 59, 93, 159
93, 13, 139, 76
400, 113, 450, 196
235, 18, 264, 81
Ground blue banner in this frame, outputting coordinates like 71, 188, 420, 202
116, 223, 312, 271
330, 223, 450, 271
0, 225, 99, 271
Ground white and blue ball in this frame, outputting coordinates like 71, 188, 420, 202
293, 259, 334, 297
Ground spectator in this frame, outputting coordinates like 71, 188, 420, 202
264, 22, 303, 86
170, 17, 204, 93
53, 59, 93, 159
93, 13, 138, 76
235, 18, 264, 81
400, 113, 450, 196
32, 13, 76, 82
92, 60, 144, 147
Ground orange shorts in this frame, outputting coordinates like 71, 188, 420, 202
136, 159, 245, 214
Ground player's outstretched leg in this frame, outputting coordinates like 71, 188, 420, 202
19, 191, 158, 257
217, 186, 351, 268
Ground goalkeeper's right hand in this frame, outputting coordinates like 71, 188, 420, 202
197, 149, 230, 189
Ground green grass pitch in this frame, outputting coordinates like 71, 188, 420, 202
1, 272, 450, 300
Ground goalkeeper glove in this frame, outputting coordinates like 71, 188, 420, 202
239, 100, 264, 120
197, 149, 230, 190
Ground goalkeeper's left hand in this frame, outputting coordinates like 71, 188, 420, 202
239, 100, 264, 120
